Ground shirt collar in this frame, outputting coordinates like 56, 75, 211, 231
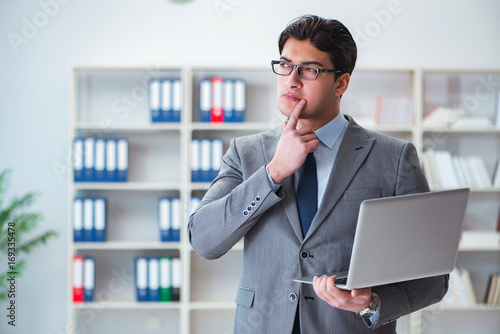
315, 111, 348, 149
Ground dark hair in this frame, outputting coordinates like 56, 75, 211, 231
278, 15, 357, 76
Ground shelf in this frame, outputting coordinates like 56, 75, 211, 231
75, 122, 182, 132
69, 66, 500, 334
73, 182, 182, 191
189, 302, 236, 310
73, 301, 181, 310
73, 241, 182, 250
428, 304, 500, 311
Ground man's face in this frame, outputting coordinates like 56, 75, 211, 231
277, 38, 341, 129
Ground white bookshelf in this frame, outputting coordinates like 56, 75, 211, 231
68, 66, 500, 334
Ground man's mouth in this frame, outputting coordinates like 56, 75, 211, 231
283, 93, 301, 102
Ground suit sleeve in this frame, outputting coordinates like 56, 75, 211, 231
188, 138, 282, 260
371, 142, 449, 329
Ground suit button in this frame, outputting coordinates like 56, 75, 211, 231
251, 201, 256, 206
300, 251, 309, 259
255, 196, 261, 202
243, 210, 249, 217
289, 293, 297, 302
247, 206, 252, 211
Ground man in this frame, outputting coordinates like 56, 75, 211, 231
188, 14, 447, 333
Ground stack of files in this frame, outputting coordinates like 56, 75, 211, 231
135, 257, 181, 302
199, 77, 246, 123
149, 78, 182, 123
191, 138, 224, 182
73, 197, 106, 242
72, 256, 95, 303
422, 149, 493, 189
158, 197, 181, 242
374, 96, 413, 126
484, 272, 500, 306
441, 267, 476, 307
73, 137, 128, 182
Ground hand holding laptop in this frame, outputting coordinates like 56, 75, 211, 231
312, 275, 373, 313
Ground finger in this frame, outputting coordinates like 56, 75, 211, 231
286, 99, 305, 130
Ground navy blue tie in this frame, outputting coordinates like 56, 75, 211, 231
296, 152, 318, 237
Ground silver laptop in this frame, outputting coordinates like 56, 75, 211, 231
293, 188, 470, 290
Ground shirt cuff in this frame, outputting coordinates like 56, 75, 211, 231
362, 299, 381, 328
265, 165, 282, 193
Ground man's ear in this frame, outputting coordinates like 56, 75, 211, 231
334, 73, 350, 97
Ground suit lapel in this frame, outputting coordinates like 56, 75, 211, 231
304, 117, 375, 241
262, 127, 304, 242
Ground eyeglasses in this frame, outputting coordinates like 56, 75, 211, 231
271, 60, 343, 81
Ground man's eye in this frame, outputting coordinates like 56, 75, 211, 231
304, 67, 317, 73
280, 62, 291, 68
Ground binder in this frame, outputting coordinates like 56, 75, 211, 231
83, 198, 94, 242
73, 138, 84, 182
190, 196, 202, 215
148, 258, 160, 301
72, 256, 84, 303
171, 257, 181, 301
211, 77, 224, 122
116, 138, 128, 182
200, 138, 212, 182
159, 256, 172, 302
83, 137, 95, 182
149, 78, 161, 123
211, 138, 224, 180
73, 197, 83, 242
170, 198, 181, 242
199, 79, 211, 122
234, 79, 246, 122
105, 139, 117, 182
136, 257, 149, 301
83, 257, 95, 302
171, 78, 182, 122
160, 79, 172, 122
191, 139, 201, 182
94, 138, 106, 182
223, 79, 234, 122
158, 197, 171, 242
93, 198, 106, 242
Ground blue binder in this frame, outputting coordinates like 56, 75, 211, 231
191, 139, 201, 182
82, 198, 94, 242
199, 79, 212, 122
171, 78, 182, 123
160, 79, 172, 122
158, 197, 171, 242
136, 257, 149, 301
223, 79, 235, 122
83, 137, 95, 182
116, 138, 128, 182
148, 258, 160, 301
149, 78, 161, 123
73, 197, 83, 242
105, 139, 117, 182
170, 198, 181, 242
94, 138, 106, 182
93, 198, 106, 242
233, 79, 246, 122
210, 138, 224, 181
83, 257, 95, 302
199, 138, 212, 182
73, 138, 84, 182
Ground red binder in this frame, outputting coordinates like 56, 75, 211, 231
73, 256, 84, 302
211, 77, 224, 123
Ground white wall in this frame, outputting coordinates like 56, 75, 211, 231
0, 0, 499, 333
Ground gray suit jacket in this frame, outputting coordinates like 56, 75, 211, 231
188, 115, 448, 334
